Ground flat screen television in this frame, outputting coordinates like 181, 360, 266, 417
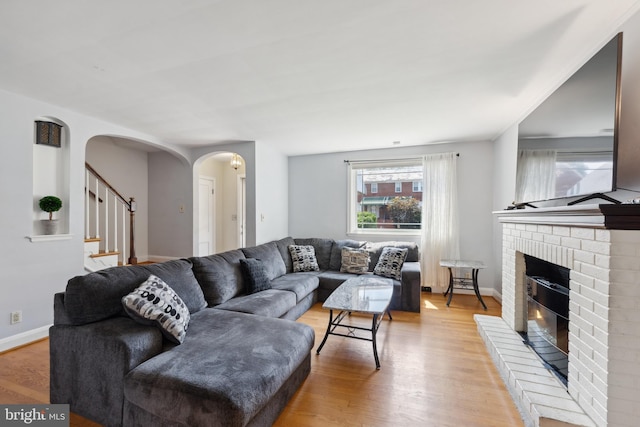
514, 33, 622, 206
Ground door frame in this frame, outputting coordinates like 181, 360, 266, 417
237, 174, 246, 248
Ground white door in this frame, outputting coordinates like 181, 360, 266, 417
198, 177, 216, 255
237, 175, 246, 248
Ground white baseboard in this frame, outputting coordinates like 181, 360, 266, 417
492, 289, 503, 304
448, 286, 494, 297
0, 325, 51, 353
146, 255, 180, 263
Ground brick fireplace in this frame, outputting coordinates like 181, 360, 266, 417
478, 204, 640, 427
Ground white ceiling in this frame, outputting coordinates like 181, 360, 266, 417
2, 0, 640, 156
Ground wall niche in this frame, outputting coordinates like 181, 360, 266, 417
31, 117, 70, 239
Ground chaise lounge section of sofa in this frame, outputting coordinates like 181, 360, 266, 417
50, 237, 420, 426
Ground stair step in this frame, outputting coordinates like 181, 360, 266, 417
90, 251, 120, 258
85, 237, 101, 243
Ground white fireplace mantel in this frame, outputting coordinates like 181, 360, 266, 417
494, 203, 640, 229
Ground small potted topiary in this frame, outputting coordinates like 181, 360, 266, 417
39, 195, 62, 235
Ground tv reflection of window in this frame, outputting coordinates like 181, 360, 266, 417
555, 151, 613, 198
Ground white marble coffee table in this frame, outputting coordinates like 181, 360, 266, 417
316, 275, 393, 369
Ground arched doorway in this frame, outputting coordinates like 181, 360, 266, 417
196, 152, 246, 255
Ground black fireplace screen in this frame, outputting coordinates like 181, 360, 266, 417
521, 255, 570, 385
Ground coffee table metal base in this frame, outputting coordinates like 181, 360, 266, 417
316, 309, 391, 369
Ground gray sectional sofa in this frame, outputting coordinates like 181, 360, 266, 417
50, 237, 420, 427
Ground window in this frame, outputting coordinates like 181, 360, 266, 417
348, 159, 423, 233
413, 181, 422, 192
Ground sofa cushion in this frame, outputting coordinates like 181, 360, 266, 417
373, 247, 408, 280
65, 259, 205, 325
143, 260, 207, 314
274, 236, 296, 273
190, 249, 246, 306
214, 289, 297, 318
124, 309, 314, 427
122, 275, 190, 344
242, 242, 287, 280
340, 247, 370, 274
288, 245, 320, 272
329, 239, 365, 270
270, 273, 319, 303
239, 258, 271, 294
365, 241, 419, 271
294, 238, 334, 270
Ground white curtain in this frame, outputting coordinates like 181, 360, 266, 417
515, 149, 557, 202
420, 152, 460, 292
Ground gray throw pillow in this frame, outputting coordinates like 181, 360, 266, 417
340, 247, 370, 274
122, 275, 190, 344
239, 258, 271, 294
373, 247, 408, 280
289, 245, 320, 272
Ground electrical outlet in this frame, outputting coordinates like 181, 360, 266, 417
10, 310, 22, 325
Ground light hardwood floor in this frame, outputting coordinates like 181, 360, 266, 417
0, 292, 524, 427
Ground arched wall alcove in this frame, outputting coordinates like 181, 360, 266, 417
84, 135, 192, 264
31, 116, 70, 238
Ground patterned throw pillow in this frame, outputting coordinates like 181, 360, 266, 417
373, 247, 408, 280
122, 275, 190, 344
239, 258, 272, 294
340, 247, 370, 274
288, 245, 320, 272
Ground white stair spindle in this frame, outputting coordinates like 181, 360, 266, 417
85, 171, 89, 239
95, 176, 100, 238
105, 188, 109, 252
122, 203, 126, 265
113, 195, 118, 253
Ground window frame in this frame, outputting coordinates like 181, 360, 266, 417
347, 158, 423, 236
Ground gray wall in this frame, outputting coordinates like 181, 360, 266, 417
148, 151, 194, 259
86, 137, 150, 261
288, 141, 497, 289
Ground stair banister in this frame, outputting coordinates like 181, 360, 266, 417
129, 197, 137, 265
85, 162, 138, 266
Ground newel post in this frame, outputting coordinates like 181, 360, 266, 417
128, 197, 138, 265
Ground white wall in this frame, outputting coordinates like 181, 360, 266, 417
491, 124, 519, 295
255, 142, 289, 244
86, 137, 150, 261
288, 141, 497, 289
0, 88, 184, 346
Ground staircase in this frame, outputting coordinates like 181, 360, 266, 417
84, 162, 137, 272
